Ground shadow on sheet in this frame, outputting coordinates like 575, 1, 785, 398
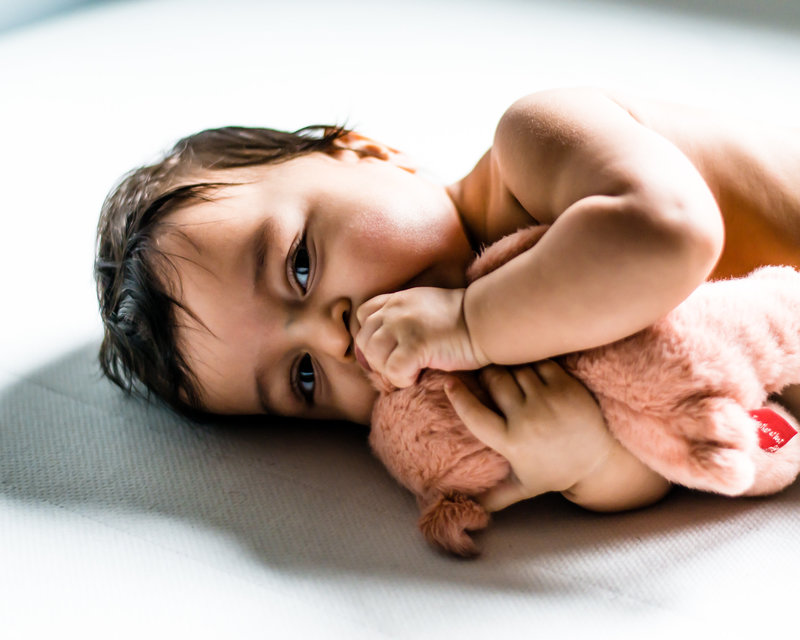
1, 343, 797, 591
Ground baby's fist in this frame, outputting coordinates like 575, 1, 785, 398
355, 287, 488, 388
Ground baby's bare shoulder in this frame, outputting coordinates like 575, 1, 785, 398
491, 87, 717, 224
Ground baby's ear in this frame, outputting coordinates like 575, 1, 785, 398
330, 131, 418, 174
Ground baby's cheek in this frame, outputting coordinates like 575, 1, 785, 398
337, 372, 380, 425
362, 202, 441, 249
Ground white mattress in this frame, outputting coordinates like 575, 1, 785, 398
2, 1, 800, 637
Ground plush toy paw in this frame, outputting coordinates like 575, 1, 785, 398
745, 401, 800, 496
678, 398, 761, 495
664, 399, 800, 495
600, 395, 759, 495
605, 395, 800, 496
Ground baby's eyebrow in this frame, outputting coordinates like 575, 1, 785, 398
252, 217, 278, 292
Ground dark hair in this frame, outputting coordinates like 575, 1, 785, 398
94, 124, 348, 415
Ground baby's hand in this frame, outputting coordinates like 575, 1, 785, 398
355, 287, 489, 388
444, 362, 613, 512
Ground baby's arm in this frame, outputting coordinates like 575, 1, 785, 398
463, 88, 724, 366
356, 88, 724, 389
445, 361, 670, 513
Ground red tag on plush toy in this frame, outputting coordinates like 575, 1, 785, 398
750, 408, 798, 453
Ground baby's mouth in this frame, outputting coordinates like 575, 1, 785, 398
346, 306, 369, 371
354, 345, 372, 372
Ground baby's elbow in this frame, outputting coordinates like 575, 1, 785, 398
645, 183, 725, 281
628, 192, 724, 288
675, 202, 724, 280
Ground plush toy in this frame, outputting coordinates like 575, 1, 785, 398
368, 225, 800, 557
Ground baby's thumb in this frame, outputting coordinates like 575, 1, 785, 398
477, 478, 530, 513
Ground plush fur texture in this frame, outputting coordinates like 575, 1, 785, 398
368, 225, 800, 557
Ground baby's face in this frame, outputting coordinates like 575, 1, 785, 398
158, 147, 473, 424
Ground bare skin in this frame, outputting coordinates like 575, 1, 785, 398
160, 88, 800, 514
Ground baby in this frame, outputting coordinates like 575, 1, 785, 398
95, 87, 800, 514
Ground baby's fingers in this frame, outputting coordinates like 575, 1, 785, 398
480, 366, 523, 414
532, 359, 570, 386
444, 376, 505, 451
355, 293, 391, 327
382, 346, 424, 389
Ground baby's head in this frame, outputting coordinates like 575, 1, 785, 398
95, 125, 474, 423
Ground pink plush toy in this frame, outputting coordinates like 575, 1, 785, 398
368, 225, 800, 557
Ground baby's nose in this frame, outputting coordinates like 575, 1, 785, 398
318, 297, 353, 362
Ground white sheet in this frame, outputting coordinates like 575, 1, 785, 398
2, 1, 799, 637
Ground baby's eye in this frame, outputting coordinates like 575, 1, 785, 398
292, 237, 311, 292
294, 353, 315, 405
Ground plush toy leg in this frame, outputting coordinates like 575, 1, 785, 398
744, 401, 800, 496
606, 396, 800, 496
602, 396, 760, 496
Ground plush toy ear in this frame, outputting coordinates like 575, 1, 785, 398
418, 492, 490, 557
